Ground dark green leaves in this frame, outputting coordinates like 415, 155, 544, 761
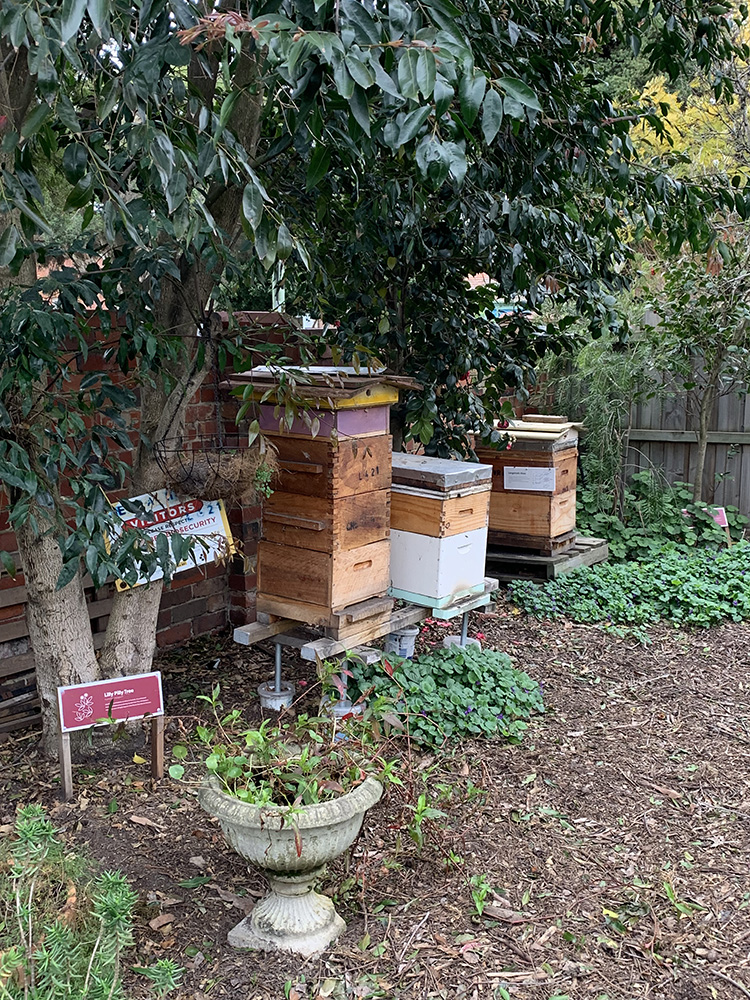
458, 71, 486, 126
21, 104, 52, 138
242, 182, 264, 231
62, 143, 88, 184
306, 146, 331, 189
65, 173, 95, 209
60, 0, 87, 44
481, 88, 503, 144
0, 226, 18, 267
497, 76, 541, 113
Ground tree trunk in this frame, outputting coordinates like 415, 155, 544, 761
692, 382, 717, 503
15, 515, 99, 756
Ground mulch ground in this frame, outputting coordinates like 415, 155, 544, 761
2, 605, 750, 1000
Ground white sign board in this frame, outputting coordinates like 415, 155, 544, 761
503, 466, 557, 492
110, 488, 234, 589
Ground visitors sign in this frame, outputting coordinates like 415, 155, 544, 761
110, 488, 234, 589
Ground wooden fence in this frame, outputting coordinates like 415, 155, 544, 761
625, 390, 750, 514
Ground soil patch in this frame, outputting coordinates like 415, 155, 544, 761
2, 610, 750, 1000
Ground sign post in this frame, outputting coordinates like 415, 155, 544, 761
57, 672, 165, 800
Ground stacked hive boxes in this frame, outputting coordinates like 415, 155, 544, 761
475, 416, 581, 553
388, 453, 492, 608
255, 382, 396, 627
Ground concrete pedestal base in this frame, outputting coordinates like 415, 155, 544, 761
227, 869, 345, 957
442, 636, 481, 651
258, 680, 295, 710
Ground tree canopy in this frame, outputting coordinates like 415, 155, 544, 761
0, 0, 748, 746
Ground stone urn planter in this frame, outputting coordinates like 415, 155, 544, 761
198, 775, 383, 956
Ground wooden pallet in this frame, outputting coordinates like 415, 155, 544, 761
486, 536, 609, 582
233, 579, 498, 663
487, 528, 577, 556
234, 595, 394, 646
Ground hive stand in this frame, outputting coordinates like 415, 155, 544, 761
233, 578, 499, 679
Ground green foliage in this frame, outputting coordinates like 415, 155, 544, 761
578, 471, 748, 561
348, 645, 543, 747
508, 541, 750, 628
469, 873, 494, 917
172, 685, 398, 808
404, 793, 447, 851
0, 805, 182, 999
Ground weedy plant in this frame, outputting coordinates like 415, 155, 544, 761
404, 793, 448, 851
0, 805, 182, 999
348, 645, 544, 748
578, 472, 748, 562
508, 541, 750, 628
170, 684, 401, 807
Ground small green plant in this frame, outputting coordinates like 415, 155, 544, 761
348, 645, 544, 748
170, 684, 399, 808
0, 805, 182, 999
508, 540, 750, 628
404, 793, 447, 850
578, 472, 748, 562
253, 460, 275, 500
469, 873, 494, 917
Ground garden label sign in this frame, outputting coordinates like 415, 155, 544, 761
57, 672, 165, 800
110, 487, 235, 589
503, 467, 556, 492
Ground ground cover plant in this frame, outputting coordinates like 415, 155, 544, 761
348, 644, 544, 747
0, 805, 181, 999
508, 540, 750, 628
577, 472, 748, 562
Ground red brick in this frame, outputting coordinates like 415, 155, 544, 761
206, 592, 227, 613
229, 606, 255, 627
156, 621, 191, 648
193, 577, 225, 598
173, 567, 205, 587
229, 590, 257, 609
160, 586, 193, 609
193, 610, 227, 634
228, 573, 253, 591
171, 597, 207, 623
157, 609, 172, 630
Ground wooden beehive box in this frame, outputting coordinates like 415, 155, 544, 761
228, 367, 418, 626
475, 416, 582, 553
389, 453, 492, 607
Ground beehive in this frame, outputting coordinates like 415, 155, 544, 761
475, 416, 581, 554
388, 453, 492, 608
229, 368, 412, 626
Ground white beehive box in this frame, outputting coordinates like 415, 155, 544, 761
389, 526, 489, 608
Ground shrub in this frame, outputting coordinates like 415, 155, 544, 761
348, 645, 544, 747
507, 541, 750, 628
0, 805, 182, 999
578, 472, 748, 561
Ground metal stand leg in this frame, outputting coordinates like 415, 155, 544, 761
460, 612, 469, 647
258, 642, 295, 710
274, 642, 283, 693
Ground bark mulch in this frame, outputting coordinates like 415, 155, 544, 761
2, 608, 750, 1000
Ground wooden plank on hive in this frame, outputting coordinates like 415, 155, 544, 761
233, 618, 299, 646
300, 604, 427, 662
262, 490, 390, 552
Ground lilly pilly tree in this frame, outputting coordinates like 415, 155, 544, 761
0, 0, 506, 752
282, 1, 750, 454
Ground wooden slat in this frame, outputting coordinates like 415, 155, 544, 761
0, 620, 29, 643
299, 603, 427, 662
233, 617, 299, 646
0, 711, 41, 733
628, 429, 750, 444
0, 653, 34, 679
0, 584, 26, 609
